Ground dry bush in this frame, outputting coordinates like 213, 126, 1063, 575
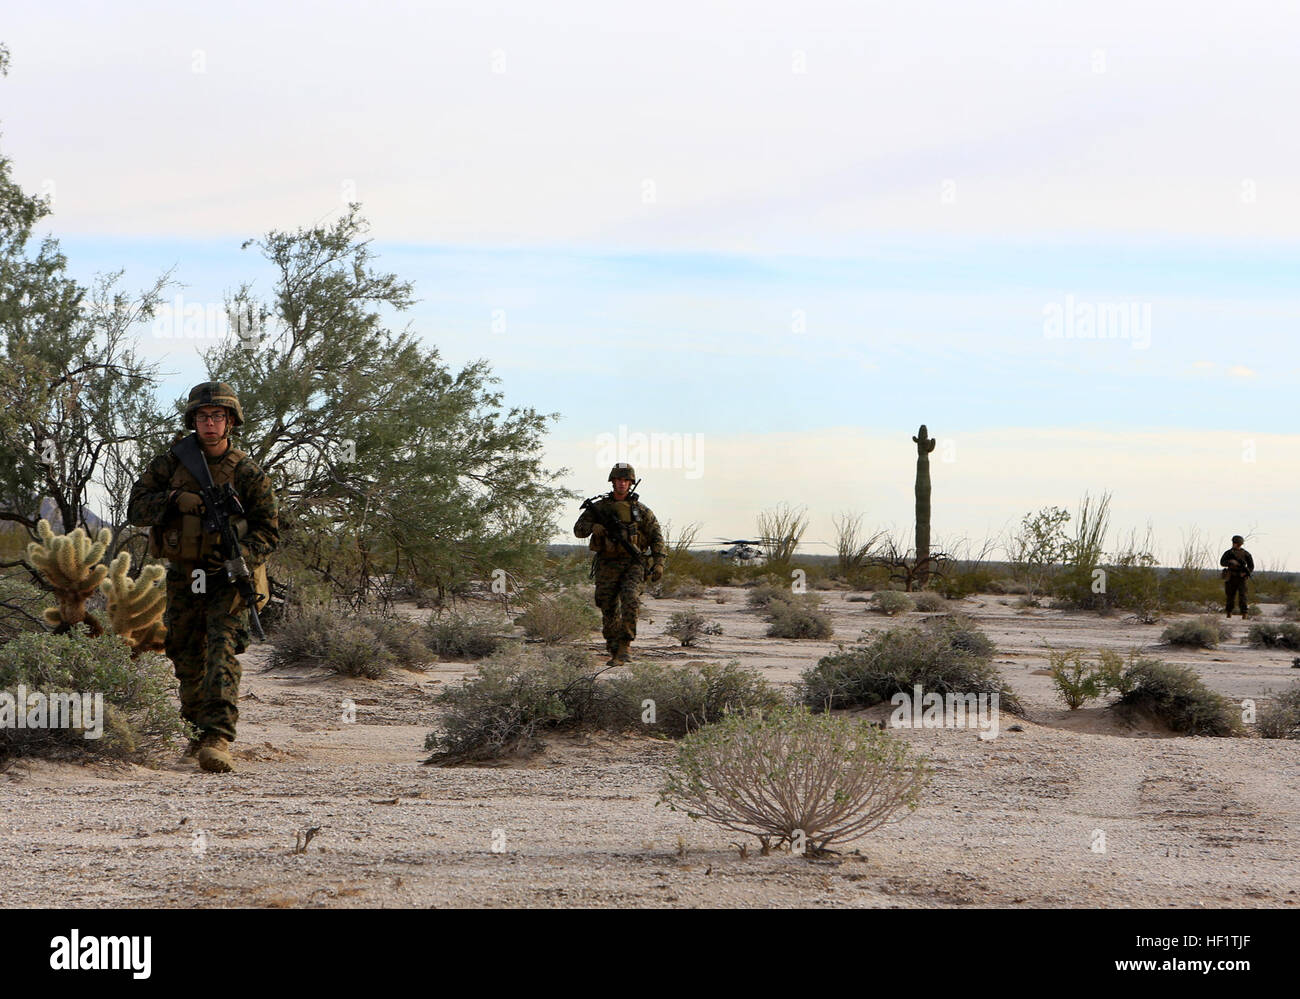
654, 574, 706, 599
659, 705, 927, 857
269, 605, 398, 677
912, 591, 949, 613
425, 612, 505, 659
1116, 659, 1242, 736
664, 609, 722, 647
603, 660, 784, 738
1256, 683, 1300, 739
800, 615, 1018, 714
1161, 616, 1231, 648
1248, 622, 1300, 650
872, 591, 915, 616
513, 590, 600, 643
764, 596, 833, 640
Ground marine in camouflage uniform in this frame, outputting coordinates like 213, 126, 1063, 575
1220, 535, 1254, 619
574, 463, 665, 664
127, 382, 278, 773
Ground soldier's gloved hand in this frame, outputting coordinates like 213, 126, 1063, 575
650, 562, 664, 582
174, 490, 205, 515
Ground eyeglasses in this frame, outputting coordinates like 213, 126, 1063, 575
195, 413, 228, 425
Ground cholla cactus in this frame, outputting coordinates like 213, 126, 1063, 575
100, 552, 167, 654
27, 519, 112, 635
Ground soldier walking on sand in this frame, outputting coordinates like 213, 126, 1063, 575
127, 382, 278, 773
574, 463, 665, 665
1220, 534, 1254, 619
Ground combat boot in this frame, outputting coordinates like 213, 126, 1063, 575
197, 731, 235, 774
183, 736, 201, 758
611, 641, 631, 664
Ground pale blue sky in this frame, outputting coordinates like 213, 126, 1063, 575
4, 1, 1298, 565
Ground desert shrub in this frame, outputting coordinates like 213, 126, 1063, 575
872, 591, 915, 616
1256, 683, 1300, 739
987, 578, 1028, 595
745, 582, 792, 611
765, 596, 834, 639
1161, 616, 1231, 649
1094, 648, 1138, 696
424, 653, 780, 761
664, 609, 722, 647
0, 572, 47, 643
654, 574, 705, 599
514, 590, 600, 643
357, 614, 434, 669
800, 616, 1021, 715
1116, 659, 1242, 736
1247, 622, 1300, 651
659, 705, 927, 856
846, 594, 871, 603
1047, 648, 1101, 710
938, 568, 996, 599
425, 612, 504, 659
912, 591, 949, 612
603, 660, 785, 737
268, 605, 396, 677
0, 630, 188, 764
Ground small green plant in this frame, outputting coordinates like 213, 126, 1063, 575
1161, 616, 1231, 648
659, 705, 927, 857
664, 609, 722, 647
1047, 648, 1101, 710
872, 591, 915, 616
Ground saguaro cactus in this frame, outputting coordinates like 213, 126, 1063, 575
26, 519, 112, 636
101, 552, 167, 654
912, 425, 936, 587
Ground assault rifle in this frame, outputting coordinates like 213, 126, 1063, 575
170, 433, 266, 640
579, 481, 647, 569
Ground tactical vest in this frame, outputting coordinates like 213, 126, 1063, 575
149, 445, 270, 611
589, 498, 648, 557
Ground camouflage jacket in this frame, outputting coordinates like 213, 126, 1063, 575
574, 494, 665, 563
127, 434, 279, 566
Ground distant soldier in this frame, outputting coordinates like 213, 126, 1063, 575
1219, 535, 1254, 619
127, 382, 278, 773
574, 463, 665, 665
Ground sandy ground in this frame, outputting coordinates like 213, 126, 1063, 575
2, 588, 1298, 909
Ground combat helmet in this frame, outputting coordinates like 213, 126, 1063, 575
184, 381, 244, 430
607, 463, 636, 482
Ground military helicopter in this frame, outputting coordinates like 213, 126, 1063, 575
715, 539, 768, 566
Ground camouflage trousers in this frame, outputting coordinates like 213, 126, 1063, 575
164, 565, 250, 742
592, 558, 646, 650
1225, 576, 1249, 615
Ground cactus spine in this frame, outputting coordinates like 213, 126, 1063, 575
101, 552, 167, 654
26, 519, 112, 635
912, 425, 936, 588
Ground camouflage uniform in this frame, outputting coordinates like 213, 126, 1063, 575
1220, 543, 1254, 618
127, 384, 278, 747
574, 465, 665, 661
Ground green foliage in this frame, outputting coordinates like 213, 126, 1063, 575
1256, 683, 1300, 740
424, 653, 781, 762
1161, 616, 1231, 648
1117, 659, 1243, 736
936, 567, 996, 599
0, 629, 187, 763
513, 590, 600, 643
1247, 622, 1300, 651
0, 571, 46, 642
800, 615, 1019, 714
1007, 505, 1072, 599
659, 705, 927, 857
355, 613, 433, 669
425, 611, 504, 659
664, 609, 722, 647
1047, 648, 1101, 710
203, 206, 569, 607
872, 591, 915, 616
